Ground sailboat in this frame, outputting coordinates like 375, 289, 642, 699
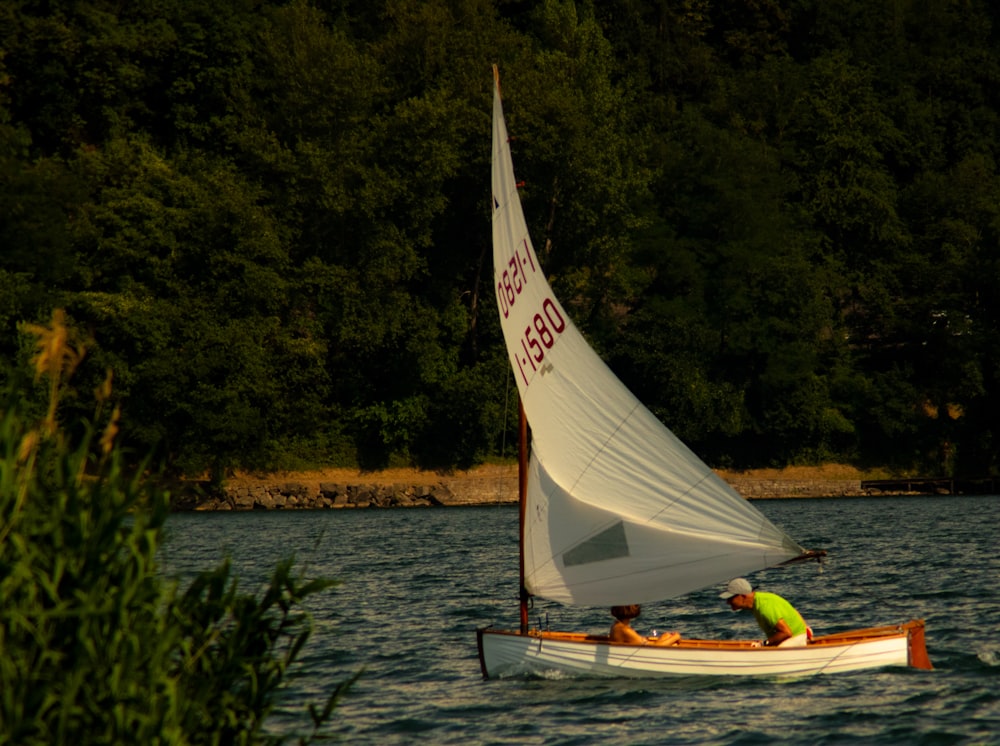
477, 67, 932, 679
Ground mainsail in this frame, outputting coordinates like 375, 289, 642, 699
491, 73, 804, 607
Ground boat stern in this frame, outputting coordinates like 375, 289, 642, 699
906, 619, 933, 670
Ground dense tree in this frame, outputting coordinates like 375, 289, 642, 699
3, 0, 1000, 478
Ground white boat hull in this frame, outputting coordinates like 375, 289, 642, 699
477, 620, 931, 679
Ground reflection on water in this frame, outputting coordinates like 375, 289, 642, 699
161, 496, 1000, 744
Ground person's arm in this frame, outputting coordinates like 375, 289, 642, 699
652, 631, 681, 646
610, 622, 647, 644
763, 619, 793, 646
620, 626, 647, 644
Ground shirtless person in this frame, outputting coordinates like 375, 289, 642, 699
609, 605, 680, 645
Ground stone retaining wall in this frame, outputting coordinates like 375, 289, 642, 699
727, 478, 865, 499
181, 475, 871, 511
192, 481, 462, 511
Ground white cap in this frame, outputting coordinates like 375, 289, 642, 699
719, 577, 753, 599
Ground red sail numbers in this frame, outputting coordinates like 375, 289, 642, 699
496, 240, 566, 386
496, 239, 537, 315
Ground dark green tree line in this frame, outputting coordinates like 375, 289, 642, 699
3, 0, 1000, 478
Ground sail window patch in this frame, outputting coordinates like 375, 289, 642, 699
562, 521, 629, 567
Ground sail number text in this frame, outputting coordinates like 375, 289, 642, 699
513, 298, 566, 385
497, 240, 537, 318
496, 240, 567, 385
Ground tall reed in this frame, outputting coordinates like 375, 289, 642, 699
0, 310, 353, 744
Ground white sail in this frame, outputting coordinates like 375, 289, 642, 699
491, 75, 804, 607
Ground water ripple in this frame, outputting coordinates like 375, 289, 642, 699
161, 496, 1000, 744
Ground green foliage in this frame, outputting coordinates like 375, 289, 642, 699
168, 558, 354, 745
412, 360, 510, 470
0, 311, 354, 743
3, 0, 1000, 474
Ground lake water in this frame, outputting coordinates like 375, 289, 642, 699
160, 495, 1000, 744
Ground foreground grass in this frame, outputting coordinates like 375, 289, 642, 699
0, 310, 356, 744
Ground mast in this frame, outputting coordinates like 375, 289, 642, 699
494, 62, 529, 634
518, 399, 529, 634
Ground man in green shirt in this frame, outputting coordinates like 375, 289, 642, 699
719, 578, 811, 647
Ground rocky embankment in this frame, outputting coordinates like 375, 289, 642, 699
724, 477, 866, 499
188, 477, 513, 511
176, 465, 876, 511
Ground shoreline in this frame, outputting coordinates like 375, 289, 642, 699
174, 464, 942, 511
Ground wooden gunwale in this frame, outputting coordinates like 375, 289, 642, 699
482, 620, 924, 653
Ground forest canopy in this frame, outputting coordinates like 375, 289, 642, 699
2, 0, 999, 478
